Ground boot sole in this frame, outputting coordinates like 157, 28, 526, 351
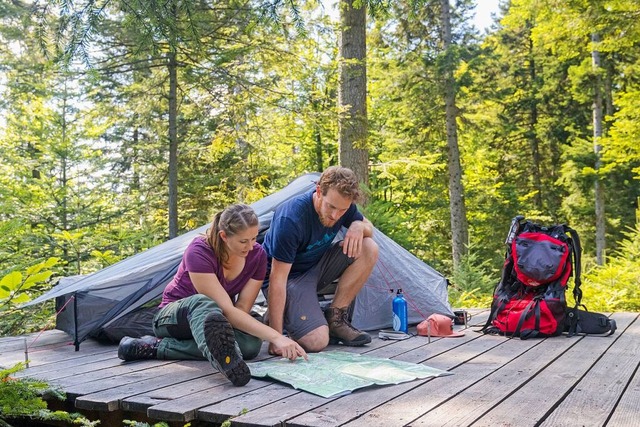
328, 334, 372, 346
204, 312, 251, 386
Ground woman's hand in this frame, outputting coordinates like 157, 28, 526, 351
268, 336, 308, 361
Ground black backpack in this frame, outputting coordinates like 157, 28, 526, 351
481, 215, 616, 339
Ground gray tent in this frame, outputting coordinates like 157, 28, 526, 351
25, 173, 453, 348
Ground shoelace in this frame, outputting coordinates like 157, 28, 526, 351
339, 311, 362, 333
134, 341, 157, 357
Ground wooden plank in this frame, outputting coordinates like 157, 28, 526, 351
15, 352, 120, 381
233, 334, 516, 427
74, 360, 212, 411
464, 308, 491, 328
198, 310, 488, 422
472, 312, 636, 427
121, 341, 292, 415
0, 329, 71, 351
194, 337, 399, 426
8, 310, 638, 427
60, 360, 181, 398
3, 335, 112, 369
281, 322, 493, 427
606, 354, 640, 427
146, 377, 275, 422
335, 335, 538, 427
286, 333, 514, 427
230, 385, 332, 427
20, 353, 122, 385
155, 340, 392, 424
121, 374, 232, 413
410, 334, 594, 424
198, 383, 301, 425
540, 313, 640, 427
54, 358, 179, 388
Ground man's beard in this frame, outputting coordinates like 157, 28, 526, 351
318, 214, 336, 227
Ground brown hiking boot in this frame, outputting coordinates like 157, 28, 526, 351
325, 306, 371, 346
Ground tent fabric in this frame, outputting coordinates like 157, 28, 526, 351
25, 173, 453, 345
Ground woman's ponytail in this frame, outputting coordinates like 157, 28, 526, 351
206, 204, 259, 265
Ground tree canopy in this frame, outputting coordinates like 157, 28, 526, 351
1, 0, 639, 333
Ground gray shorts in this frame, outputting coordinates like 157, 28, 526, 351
282, 242, 353, 340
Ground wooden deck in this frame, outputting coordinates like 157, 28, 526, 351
2, 309, 638, 427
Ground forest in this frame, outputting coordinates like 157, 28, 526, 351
1, 0, 639, 336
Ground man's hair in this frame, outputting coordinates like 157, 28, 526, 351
317, 166, 363, 203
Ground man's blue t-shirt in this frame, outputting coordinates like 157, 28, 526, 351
263, 189, 363, 283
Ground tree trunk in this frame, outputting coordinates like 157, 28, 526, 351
311, 77, 324, 172
338, 0, 369, 195
60, 84, 70, 270
439, 0, 468, 270
526, 36, 542, 210
592, 33, 605, 265
168, 49, 179, 239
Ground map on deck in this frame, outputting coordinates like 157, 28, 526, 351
248, 350, 452, 398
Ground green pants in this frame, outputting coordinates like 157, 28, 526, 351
152, 294, 263, 361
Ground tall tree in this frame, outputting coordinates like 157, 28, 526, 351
591, 32, 605, 264
338, 0, 369, 189
439, 0, 468, 269
47, 0, 282, 238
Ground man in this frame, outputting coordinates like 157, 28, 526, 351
262, 166, 379, 354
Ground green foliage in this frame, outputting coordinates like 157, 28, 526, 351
1, 0, 640, 317
0, 363, 97, 427
580, 223, 640, 312
122, 421, 173, 427
220, 408, 248, 427
447, 246, 496, 309
0, 259, 59, 337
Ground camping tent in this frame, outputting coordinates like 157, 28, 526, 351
24, 173, 453, 348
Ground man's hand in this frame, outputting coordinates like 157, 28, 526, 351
268, 336, 308, 361
342, 220, 372, 258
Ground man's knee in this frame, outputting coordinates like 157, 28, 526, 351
297, 326, 329, 352
351, 237, 378, 268
362, 237, 379, 263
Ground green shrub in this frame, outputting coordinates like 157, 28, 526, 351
448, 246, 497, 309
0, 259, 59, 337
580, 224, 640, 312
0, 363, 97, 427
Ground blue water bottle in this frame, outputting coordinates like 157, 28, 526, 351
392, 288, 408, 333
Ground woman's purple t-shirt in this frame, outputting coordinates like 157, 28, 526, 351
159, 236, 267, 308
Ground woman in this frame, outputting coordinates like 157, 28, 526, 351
117, 204, 307, 386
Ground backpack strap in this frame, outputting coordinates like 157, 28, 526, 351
562, 225, 582, 337
481, 296, 509, 334
565, 225, 582, 305
481, 257, 515, 334
513, 298, 537, 338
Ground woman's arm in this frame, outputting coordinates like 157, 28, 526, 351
234, 278, 262, 314
189, 272, 307, 360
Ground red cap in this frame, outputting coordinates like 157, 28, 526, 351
417, 314, 465, 338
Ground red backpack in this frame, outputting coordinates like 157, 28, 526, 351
482, 216, 615, 339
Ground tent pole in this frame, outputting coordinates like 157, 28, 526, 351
73, 293, 80, 351
24, 337, 29, 368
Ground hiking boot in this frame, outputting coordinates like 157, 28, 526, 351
325, 306, 371, 346
203, 312, 251, 386
118, 335, 160, 361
